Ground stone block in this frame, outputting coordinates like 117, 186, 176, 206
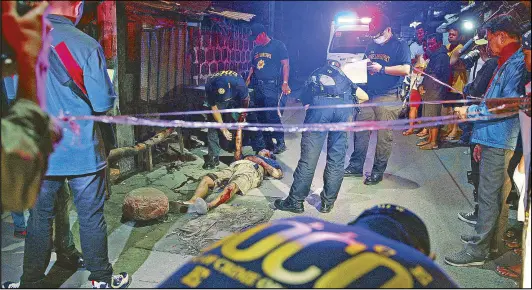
122, 187, 169, 221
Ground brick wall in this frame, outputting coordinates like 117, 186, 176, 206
190, 21, 253, 85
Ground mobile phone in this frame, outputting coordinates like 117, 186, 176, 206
1, 1, 35, 65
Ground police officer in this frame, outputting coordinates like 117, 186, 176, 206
273, 60, 363, 213
159, 204, 458, 288
344, 14, 411, 185
203, 70, 266, 169
246, 23, 290, 154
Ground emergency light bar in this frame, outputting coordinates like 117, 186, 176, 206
360, 17, 372, 24
337, 16, 356, 24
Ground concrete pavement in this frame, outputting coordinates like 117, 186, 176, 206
1, 101, 518, 288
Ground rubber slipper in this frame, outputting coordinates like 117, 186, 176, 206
417, 140, 430, 147
496, 265, 521, 279
419, 143, 439, 150
505, 240, 521, 249
416, 132, 428, 138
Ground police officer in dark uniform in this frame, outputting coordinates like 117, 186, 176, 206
274, 60, 362, 213
159, 204, 458, 288
203, 70, 265, 169
344, 14, 411, 185
247, 23, 290, 154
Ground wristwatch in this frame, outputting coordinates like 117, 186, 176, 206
380, 66, 386, 75
283, 81, 288, 84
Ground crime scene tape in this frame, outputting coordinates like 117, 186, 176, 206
59, 108, 519, 134
135, 98, 488, 118
413, 67, 464, 96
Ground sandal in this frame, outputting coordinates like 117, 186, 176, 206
402, 130, 415, 136
419, 143, 439, 150
416, 131, 428, 138
496, 265, 521, 280
417, 140, 430, 147
505, 239, 521, 249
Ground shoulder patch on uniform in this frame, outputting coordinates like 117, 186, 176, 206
218, 88, 226, 95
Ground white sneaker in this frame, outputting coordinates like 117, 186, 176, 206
92, 272, 131, 289
1, 282, 20, 289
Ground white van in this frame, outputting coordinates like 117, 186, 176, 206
327, 15, 372, 83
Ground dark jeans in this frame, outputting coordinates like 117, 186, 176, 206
465, 145, 513, 258
21, 170, 112, 287
288, 97, 352, 204
254, 82, 285, 148
347, 91, 402, 175
459, 122, 473, 144
470, 143, 480, 213
206, 102, 265, 157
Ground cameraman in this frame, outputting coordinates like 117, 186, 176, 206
1, 1, 61, 212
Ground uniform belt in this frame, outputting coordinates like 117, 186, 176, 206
316, 94, 342, 99
257, 79, 277, 84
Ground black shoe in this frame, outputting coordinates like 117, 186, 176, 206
318, 200, 334, 213
273, 198, 304, 213
202, 155, 220, 170
363, 173, 383, 185
55, 252, 85, 270
344, 167, 363, 177
273, 143, 287, 154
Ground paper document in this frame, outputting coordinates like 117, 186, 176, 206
341, 59, 369, 84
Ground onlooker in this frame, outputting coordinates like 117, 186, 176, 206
3, 1, 130, 288
1, 1, 60, 212
159, 204, 459, 288
344, 13, 411, 185
457, 38, 499, 225
3, 72, 83, 268
416, 33, 451, 150
403, 25, 427, 136
442, 24, 469, 142
446, 15, 525, 266
246, 23, 290, 154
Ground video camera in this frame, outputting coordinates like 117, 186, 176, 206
1, 1, 34, 66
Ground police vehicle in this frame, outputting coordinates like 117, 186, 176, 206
327, 12, 372, 84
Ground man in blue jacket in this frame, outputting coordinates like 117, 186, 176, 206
2, 1, 130, 288
446, 15, 525, 267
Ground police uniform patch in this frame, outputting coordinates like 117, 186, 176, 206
218, 88, 225, 95
257, 59, 265, 70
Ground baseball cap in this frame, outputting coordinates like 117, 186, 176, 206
523, 30, 531, 50
249, 23, 266, 41
348, 204, 431, 255
483, 14, 520, 37
368, 14, 391, 37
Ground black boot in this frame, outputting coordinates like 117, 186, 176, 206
202, 155, 220, 170
274, 197, 304, 213
318, 198, 334, 213
363, 173, 383, 185
55, 251, 85, 270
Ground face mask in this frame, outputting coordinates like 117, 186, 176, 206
373, 30, 389, 45
74, 0, 85, 26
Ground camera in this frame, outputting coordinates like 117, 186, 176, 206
459, 49, 481, 70
1, 1, 34, 66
